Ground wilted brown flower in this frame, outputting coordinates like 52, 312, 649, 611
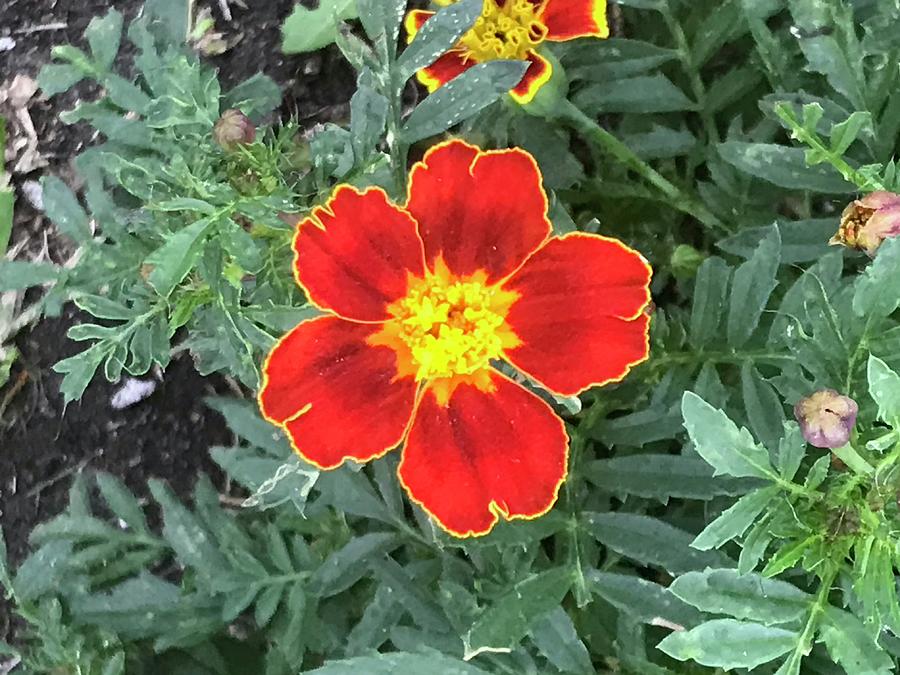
794, 389, 858, 449
214, 109, 256, 150
830, 191, 900, 256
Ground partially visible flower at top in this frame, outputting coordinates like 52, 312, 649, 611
258, 139, 652, 537
405, 0, 609, 104
830, 191, 900, 257
794, 389, 859, 449
214, 109, 256, 150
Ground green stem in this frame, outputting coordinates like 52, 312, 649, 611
661, 9, 718, 147
781, 567, 837, 673
832, 443, 875, 477
558, 101, 728, 235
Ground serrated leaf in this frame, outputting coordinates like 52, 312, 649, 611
0, 260, 60, 291
821, 607, 894, 675
308, 653, 492, 675
867, 355, 900, 427
657, 619, 798, 670
584, 513, 733, 574
85, 9, 124, 70
574, 74, 696, 114
42, 176, 92, 242
682, 392, 777, 480
145, 217, 215, 297
254, 582, 285, 628
401, 60, 528, 143
689, 256, 731, 347
741, 364, 785, 451
308, 533, 399, 598
464, 567, 572, 658
727, 226, 780, 347
777, 422, 806, 480
588, 571, 702, 629
37, 64, 85, 97
830, 112, 872, 155
397, 0, 482, 82
530, 607, 593, 675
669, 569, 811, 624
148, 479, 229, 580
586, 454, 756, 502
96, 472, 150, 533
718, 142, 854, 193
692, 487, 779, 551
54, 345, 108, 405
854, 238, 900, 318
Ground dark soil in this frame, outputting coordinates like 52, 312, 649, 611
0, 0, 361, 646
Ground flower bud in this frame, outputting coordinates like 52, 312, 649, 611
793, 389, 858, 449
214, 109, 256, 150
830, 191, 900, 256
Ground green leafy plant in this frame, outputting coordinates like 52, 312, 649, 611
6, 0, 900, 672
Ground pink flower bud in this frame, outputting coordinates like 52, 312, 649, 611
830, 191, 900, 256
793, 389, 858, 449
214, 109, 256, 150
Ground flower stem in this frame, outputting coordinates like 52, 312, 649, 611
832, 443, 875, 476
558, 100, 729, 235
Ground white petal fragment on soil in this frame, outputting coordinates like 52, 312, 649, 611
0, 37, 15, 52
111, 378, 158, 410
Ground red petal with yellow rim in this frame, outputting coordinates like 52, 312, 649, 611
503, 233, 652, 396
509, 50, 553, 104
293, 186, 426, 322
540, 0, 610, 41
406, 140, 552, 282
399, 373, 568, 537
404, 9, 433, 40
258, 316, 417, 470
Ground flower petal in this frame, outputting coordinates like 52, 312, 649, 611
859, 191, 900, 210
509, 50, 553, 104
293, 186, 426, 322
406, 139, 552, 282
503, 233, 652, 396
259, 316, 417, 470
399, 372, 568, 537
540, 0, 610, 41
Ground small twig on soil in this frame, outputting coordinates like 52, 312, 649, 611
13, 22, 68, 35
0, 370, 29, 419
25, 449, 103, 499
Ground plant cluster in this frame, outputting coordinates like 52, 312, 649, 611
2, 0, 900, 673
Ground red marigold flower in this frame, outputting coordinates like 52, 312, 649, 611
258, 140, 652, 537
405, 0, 609, 104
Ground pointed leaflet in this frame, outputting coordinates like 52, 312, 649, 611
657, 619, 798, 670
682, 392, 777, 480
398, 0, 483, 81
464, 567, 573, 659
669, 569, 811, 625
867, 355, 900, 427
692, 486, 780, 551
401, 60, 529, 143
727, 226, 780, 347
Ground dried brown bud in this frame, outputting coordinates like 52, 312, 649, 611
831, 191, 900, 256
214, 109, 256, 150
794, 389, 858, 449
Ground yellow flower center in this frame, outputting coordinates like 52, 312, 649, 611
460, 0, 548, 62
370, 262, 520, 385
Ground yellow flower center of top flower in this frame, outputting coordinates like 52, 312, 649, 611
460, 0, 548, 62
370, 262, 521, 385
